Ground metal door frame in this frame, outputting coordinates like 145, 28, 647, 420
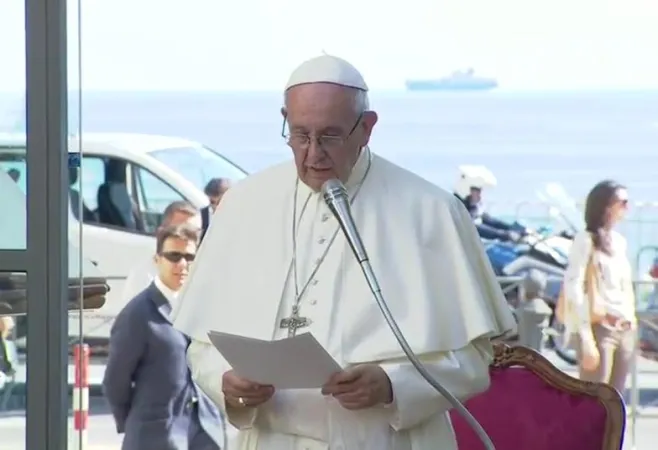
0, 0, 70, 447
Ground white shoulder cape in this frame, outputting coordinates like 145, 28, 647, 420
173, 155, 516, 362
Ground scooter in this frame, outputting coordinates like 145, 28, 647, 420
484, 183, 580, 364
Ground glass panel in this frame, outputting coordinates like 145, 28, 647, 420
0, 1, 26, 250
0, 155, 27, 251
0, 272, 26, 444
0, 0, 26, 443
69, 0, 88, 447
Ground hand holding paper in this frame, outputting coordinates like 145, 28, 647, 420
222, 370, 274, 408
208, 331, 342, 389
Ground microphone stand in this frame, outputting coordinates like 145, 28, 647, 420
323, 180, 495, 450
356, 258, 495, 450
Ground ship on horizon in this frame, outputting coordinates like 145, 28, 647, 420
405, 68, 498, 92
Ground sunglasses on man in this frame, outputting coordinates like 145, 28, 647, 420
160, 251, 196, 263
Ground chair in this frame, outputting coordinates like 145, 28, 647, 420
449, 343, 625, 450
97, 159, 142, 230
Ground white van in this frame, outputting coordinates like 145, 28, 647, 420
0, 132, 247, 341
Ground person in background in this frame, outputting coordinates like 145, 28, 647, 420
200, 178, 232, 243
0, 316, 16, 390
121, 201, 200, 302
103, 224, 225, 450
564, 180, 635, 394
68, 167, 96, 222
456, 186, 522, 242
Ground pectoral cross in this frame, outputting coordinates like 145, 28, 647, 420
279, 305, 312, 337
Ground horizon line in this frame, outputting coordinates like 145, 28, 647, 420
1, 87, 658, 95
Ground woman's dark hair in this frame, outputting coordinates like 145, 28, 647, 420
583, 179, 626, 254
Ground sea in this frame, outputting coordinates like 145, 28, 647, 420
2, 89, 658, 266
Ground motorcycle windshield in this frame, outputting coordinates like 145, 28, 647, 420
536, 182, 585, 232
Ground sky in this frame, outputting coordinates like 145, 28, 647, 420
1, 0, 657, 91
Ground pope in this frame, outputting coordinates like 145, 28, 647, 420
173, 54, 516, 450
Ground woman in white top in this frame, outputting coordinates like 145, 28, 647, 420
564, 180, 635, 393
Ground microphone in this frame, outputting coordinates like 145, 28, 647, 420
322, 179, 496, 450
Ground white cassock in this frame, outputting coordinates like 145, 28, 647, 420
172, 142, 516, 449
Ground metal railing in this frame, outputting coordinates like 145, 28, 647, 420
629, 277, 658, 450
628, 245, 658, 450
488, 201, 658, 259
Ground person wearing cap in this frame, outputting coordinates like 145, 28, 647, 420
457, 186, 523, 242
453, 165, 523, 242
173, 54, 515, 450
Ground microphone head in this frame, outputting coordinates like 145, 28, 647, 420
321, 179, 348, 206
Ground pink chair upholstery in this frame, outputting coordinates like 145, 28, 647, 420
450, 343, 625, 450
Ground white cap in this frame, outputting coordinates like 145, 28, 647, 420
284, 55, 368, 92
454, 165, 498, 198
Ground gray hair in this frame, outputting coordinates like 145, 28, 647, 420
283, 86, 370, 115
353, 89, 370, 114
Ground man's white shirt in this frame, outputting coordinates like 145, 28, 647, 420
153, 276, 179, 314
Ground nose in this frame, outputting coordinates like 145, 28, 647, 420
305, 140, 330, 164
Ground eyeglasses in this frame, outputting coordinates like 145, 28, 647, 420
281, 114, 363, 152
160, 251, 195, 263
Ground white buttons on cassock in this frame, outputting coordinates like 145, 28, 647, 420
318, 237, 326, 244
312, 279, 319, 285
309, 299, 318, 305
321, 213, 330, 222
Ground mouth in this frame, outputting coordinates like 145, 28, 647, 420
307, 167, 333, 176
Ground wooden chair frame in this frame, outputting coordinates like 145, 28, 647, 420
490, 343, 625, 450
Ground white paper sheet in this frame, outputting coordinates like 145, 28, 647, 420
207, 331, 342, 389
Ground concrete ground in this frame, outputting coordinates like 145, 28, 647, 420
0, 411, 654, 449
0, 405, 240, 450
0, 411, 123, 450
1, 349, 657, 449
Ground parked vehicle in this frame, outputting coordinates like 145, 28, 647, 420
0, 132, 248, 344
0, 168, 109, 316
486, 225, 569, 306
481, 183, 579, 362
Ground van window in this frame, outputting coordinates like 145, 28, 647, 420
0, 149, 97, 223
149, 146, 246, 191
79, 156, 107, 211
81, 155, 139, 231
133, 166, 185, 233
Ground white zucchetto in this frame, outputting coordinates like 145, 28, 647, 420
284, 54, 368, 92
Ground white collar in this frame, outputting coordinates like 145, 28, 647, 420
344, 146, 371, 191
154, 276, 179, 308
